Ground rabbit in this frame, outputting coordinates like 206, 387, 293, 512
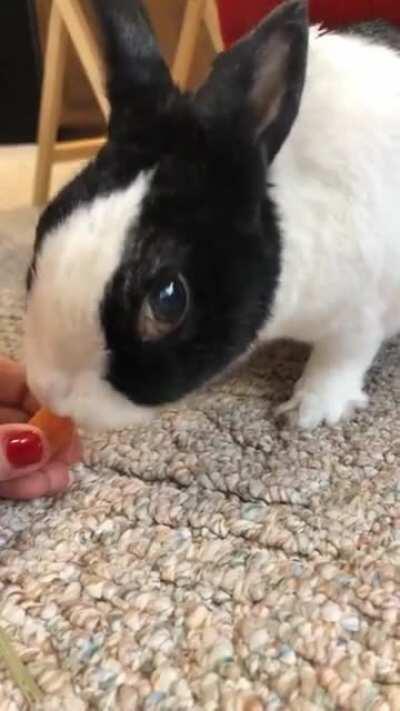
24, 0, 400, 432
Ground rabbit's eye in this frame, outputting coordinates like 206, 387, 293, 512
139, 274, 189, 341
150, 276, 188, 324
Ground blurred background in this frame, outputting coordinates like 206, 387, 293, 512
3, 1, 398, 211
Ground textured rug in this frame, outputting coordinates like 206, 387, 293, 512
1, 209, 400, 711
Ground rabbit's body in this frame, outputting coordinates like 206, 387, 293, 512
261, 26, 400, 425
268, 25, 400, 343
25, 1, 400, 430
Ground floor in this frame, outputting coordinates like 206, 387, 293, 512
0, 144, 83, 211
1, 145, 400, 710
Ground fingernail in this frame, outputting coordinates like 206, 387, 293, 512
5, 431, 44, 469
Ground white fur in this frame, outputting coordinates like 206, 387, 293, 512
260, 27, 400, 426
25, 172, 155, 430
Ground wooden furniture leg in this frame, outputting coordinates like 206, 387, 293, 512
204, 0, 224, 53
33, 0, 108, 206
32, 1, 68, 206
55, 0, 108, 120
172, 0, 224, 89
172, 0, 207, 88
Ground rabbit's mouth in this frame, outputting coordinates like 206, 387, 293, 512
27, 361, 156, 433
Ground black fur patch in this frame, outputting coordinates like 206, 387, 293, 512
101, 131, 281, 406
338, 20, 400, 53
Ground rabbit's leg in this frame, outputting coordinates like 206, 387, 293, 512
277, 324, 382, 429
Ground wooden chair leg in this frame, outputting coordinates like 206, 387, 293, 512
55, 0, 109, 120
172, 0, 206, 89
53, 137, 106, 162
204, 0, 224, 53
32, 1, 68, 206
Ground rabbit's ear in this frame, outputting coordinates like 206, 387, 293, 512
196, 0, 308, 163
94, 0, 176, 139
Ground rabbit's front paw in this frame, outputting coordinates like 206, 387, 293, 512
275, 331, 379, 429
276, 383, 368, 429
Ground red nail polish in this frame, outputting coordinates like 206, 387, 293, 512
5, 431, 44, 469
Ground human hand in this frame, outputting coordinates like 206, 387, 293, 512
0, 357, 80, 499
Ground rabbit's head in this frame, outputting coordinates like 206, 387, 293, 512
25, 0, 308, 430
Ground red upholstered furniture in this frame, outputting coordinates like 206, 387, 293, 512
217, 0, 400, 47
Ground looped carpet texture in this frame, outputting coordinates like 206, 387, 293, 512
1, 209, 400, 710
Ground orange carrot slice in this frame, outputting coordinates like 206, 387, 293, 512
29, 407, 74, 456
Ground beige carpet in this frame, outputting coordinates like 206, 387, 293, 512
1, 177, 400, 710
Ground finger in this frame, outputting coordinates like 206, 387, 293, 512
0, 462, 72, 500
0, 407, 28, 425
0, 358, 27, 407
59, 433, 82, 466
0, 425, 49, 481
22, 392, 40, 417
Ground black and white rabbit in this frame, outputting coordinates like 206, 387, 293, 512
25, 0, 400, 431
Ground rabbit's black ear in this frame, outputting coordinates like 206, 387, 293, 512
196, 0, 308, 163
94, 0, 176, 139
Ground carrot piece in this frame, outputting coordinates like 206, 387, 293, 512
29, 407, 74, 456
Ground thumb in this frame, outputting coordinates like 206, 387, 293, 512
0, 425, 49, 480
